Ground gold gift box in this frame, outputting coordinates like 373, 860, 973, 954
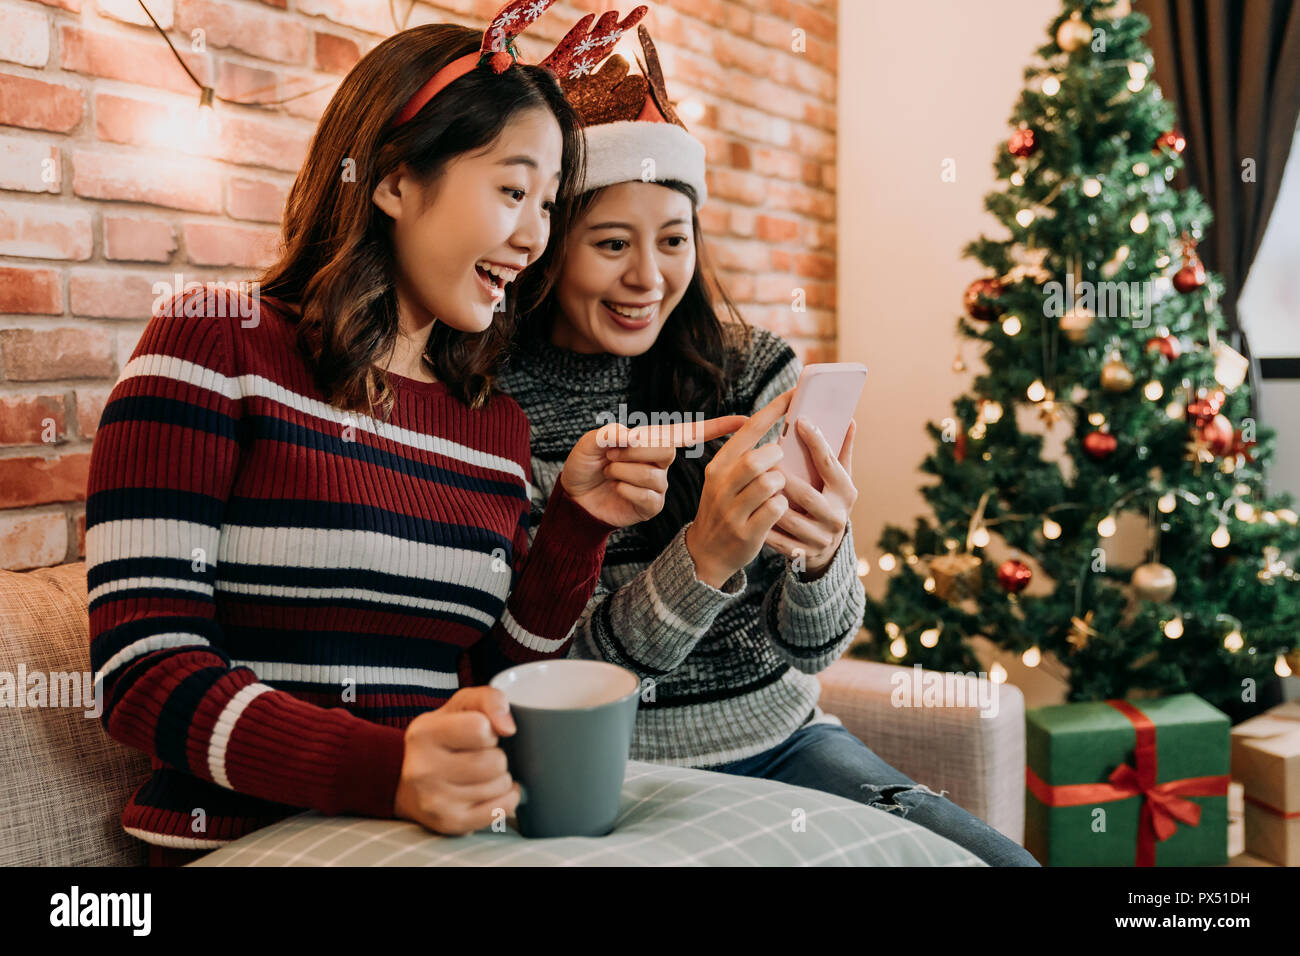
1231, 701, 1300, 866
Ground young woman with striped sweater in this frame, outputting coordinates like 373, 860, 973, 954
85, 8, 741, 865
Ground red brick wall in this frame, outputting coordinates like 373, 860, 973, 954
0, 0, 837, 569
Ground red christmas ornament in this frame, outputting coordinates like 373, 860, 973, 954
997, 558, 1032, 594
1172, 232, 1206, 293
954, 429, 967, 462
1008, 127, 1038, 158
1154, 129, 1186, 155
1173, 257, 1206, 293
1144, 335, 1180, 361
963, 277, 1004, 322
1199, 414, 1234, 456
1186, 388, 1225, 425
1083, 430, 1117, 461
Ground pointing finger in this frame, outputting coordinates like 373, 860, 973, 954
716, 389, 795, 467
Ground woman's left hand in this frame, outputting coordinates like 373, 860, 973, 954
560, 414, 749, 528
764, 418, 858, 579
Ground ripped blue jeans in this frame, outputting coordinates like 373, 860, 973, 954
702, 722, 1040, 866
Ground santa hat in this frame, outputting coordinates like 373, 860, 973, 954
541, 17, 708, 205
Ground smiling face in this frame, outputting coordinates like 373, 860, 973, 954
372, 106, 564, 335
550, 181, 697, 356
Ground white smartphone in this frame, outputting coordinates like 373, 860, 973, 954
775, 362, 868, 491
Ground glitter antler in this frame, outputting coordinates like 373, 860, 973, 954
482, 0, 559, 72
539, 6, 649, 79
633, 24, 684, 126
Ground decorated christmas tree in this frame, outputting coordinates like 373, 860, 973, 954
853, 0, 1300, 719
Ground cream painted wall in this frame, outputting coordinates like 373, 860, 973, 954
836, 0, 1074, 707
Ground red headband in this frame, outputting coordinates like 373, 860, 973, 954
390, 1, 648, 129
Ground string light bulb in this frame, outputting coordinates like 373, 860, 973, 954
1002, 315, 1022, 335
971, 526, 991, 548
1130, 211, 1149, 233
890, 635, 908, 658
1042, 517, 1061, 539
1027, 379, 1047, 402
1098, 514, 1117, 537
1224, 629, 1244, 652
1158, 492, 1177, 513
1211, 523, 1231, 548
878, 553, 897, 572
1042, 75, 1060, 96
856, 556, 870, 577
1164, 617, 1184, 639
923, 576, 936, 593
1082, 178, 1101, 197
920, 627, 940, 648
989, 662, 1008, 684
1144, 380, 1163, 400
1022, 646, 1042, 667
1276, 654, 1293, 678
1016, 208, 1035, 227
982, 401, 1003, 423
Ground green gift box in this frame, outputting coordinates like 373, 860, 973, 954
1025, 693, 1230, 866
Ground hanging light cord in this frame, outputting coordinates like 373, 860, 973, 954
135, 0, 337, 107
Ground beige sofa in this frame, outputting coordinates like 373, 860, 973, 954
0, 562, 1026, 866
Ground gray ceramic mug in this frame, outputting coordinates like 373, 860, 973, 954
489, 659, 640, 838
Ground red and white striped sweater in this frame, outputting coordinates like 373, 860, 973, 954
85, 286, 614, 851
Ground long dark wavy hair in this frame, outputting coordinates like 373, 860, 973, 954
258, 23, 585, 417
513, 180, 755, 551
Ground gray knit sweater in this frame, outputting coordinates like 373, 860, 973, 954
497, 324, 866, 767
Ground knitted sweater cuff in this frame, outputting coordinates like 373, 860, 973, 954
546, 477, 621, 549
653, 521, 747, 623
328, 718, 407, 819
780, 520, 864, 640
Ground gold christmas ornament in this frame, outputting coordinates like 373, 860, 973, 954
1067, 610, 1098, 653
1037, 392, 1064, 428
1101, 355, 1134, 392
1184, 433, 1216, 475
1059, 304, 1095, 343
1056, 11, 1093, 52
1213, 341, 1249, 390
929, 552, 983, 603
1131, 562, 1177, 602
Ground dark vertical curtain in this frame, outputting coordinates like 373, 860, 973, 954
1137, 0, 1300, 421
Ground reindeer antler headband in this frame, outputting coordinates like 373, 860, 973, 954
390, 0, 647, 129
546, 22, 707, 204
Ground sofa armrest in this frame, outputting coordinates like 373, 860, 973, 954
817, 657, 1025, 844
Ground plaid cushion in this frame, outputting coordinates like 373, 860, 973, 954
191, 760, 987, 866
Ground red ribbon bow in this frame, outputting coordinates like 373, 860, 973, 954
1026, 699, 1228, 865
